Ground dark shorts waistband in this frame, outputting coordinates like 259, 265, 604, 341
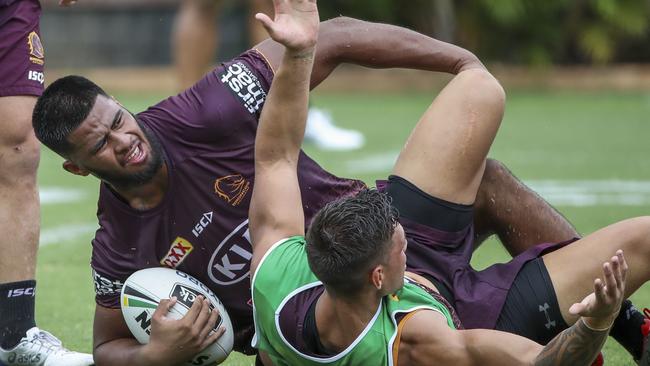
386, 175, 473, 232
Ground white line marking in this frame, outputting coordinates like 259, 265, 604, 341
528, 180, 650, 206
39, 223, 97, 247
344, 153, 650, 206
40, 187, 86, 205
344, 151, 399, 173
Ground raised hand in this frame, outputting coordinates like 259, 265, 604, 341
144, 296, 225, 364
569, 250, 628, 328
255, 0, 319, 52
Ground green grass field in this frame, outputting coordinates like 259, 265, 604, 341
34, 89, 650, 365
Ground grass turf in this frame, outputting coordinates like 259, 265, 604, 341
34, 89, 650, 365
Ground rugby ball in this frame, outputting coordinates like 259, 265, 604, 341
121, 268, 234, 365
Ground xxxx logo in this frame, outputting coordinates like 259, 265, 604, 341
214, 174, 250, 206
160, 237, 194, 268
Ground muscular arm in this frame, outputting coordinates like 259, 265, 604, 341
249, 1, 318, 272
93, 305, 156, 366
399, 310, 607, 366
93, 296, 221, 366
255, 16, 484, 89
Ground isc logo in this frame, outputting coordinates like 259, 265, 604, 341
7, 287, 35, 297
192, 212, 213, 238
27, 70, 44, 84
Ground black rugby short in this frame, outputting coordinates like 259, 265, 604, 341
385, 174, 473, 306
495, 257, 568, 344
386, 175, 473, 233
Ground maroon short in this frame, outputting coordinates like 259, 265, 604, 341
0, 0, 44, 97
377, 176, 570, 330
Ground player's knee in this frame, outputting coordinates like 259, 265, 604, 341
478, 159, 510, 195
629, 216, 650, 246
616, 216, 650, 257
0, 130, 40, 187
483, 159, 507, 181
458, 69, 506, 113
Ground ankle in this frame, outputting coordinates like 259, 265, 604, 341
0, 280, 36, 349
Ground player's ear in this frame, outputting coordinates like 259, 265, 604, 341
63, 160, 90, 176
370, 266, 383, 290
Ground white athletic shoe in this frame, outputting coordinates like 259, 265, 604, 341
305, 108, 365, 151
0, 327, 94, 366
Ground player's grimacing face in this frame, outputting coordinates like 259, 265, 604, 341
64, 95, 163, 188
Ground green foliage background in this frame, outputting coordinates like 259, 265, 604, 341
318, 0, 650, 65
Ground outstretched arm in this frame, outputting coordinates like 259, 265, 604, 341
399, 251, 627, 366
255, 16, 484, 89
249, 0, 319, 273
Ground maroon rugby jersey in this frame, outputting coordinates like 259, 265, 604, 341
90, 50, 366, 348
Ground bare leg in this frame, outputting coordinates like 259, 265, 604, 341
172, 0, 221, 91
542, 216, 650, 325
473, 159, 579, 256
392, 68, 505, 205
0, 96, 40, 348
0, 96, 40, 284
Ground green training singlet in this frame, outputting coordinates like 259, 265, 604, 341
252, 236, 456, 366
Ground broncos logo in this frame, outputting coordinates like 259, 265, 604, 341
27, 31, 44, 65
214, 174, 250, 206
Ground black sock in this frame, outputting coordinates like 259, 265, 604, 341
0, 280, 36, 349
610, 299, 647, 360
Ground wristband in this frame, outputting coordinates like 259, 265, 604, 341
581, 316, 614, 332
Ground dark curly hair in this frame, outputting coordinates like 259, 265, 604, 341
306, 189, 399, 296
32, 75, 108, 156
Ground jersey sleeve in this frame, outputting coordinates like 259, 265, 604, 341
90, 216, 137, 309
135, 50, 274, 153
91, 267, 124, 309
91, 239, 126, 309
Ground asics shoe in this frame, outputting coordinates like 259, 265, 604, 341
0, 327, 93, 366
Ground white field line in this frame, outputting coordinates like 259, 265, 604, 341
39, 187, 95, 247
345, 151, 400, 174
527, 180, 650, 207
40, 223, 98, 247
344, 154, 650, 207
40, 187, 87, 204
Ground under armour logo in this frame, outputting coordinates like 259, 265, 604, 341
627, 303, 638, 320
539, 303, 556, 329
